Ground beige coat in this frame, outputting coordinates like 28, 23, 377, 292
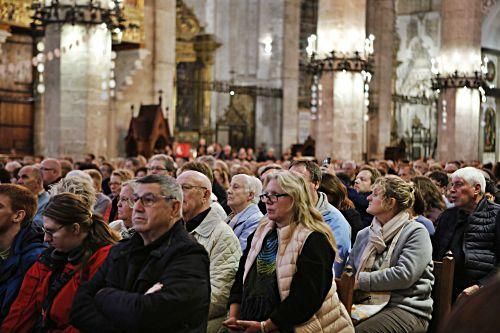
244, 218, 354, 333
191, 208, 242, 333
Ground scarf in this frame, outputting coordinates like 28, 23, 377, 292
355, 210, 411, 282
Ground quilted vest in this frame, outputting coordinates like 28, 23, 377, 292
244, 218, 354, 333
463, 198, 499, 281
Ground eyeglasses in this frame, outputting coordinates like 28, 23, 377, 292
132, 193, 176, 207
180, 184, 207, 191
147, 166, 167, 171
118, 196, 135, 208
41, 225, 65, 237
40, 167, 54, 172
259, 192, 290, 204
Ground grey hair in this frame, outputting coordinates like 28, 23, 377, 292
149, 154, 176, 172
451, 167, 486, 194
197, 155, 216, 169
121, 180, 136, 191
233, 174, 262, 204
49, 175, 97, 210
134, 174, 183, 203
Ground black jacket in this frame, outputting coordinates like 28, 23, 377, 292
70, 221, 211, 333
347, 188, 373, 227
432, 197, 500, 297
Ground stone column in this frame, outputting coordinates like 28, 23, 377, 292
42, 24, 112, 158
281, 0, 301, 153
437, 0, 482, 161
366, 0, 395, 159
315, 0, 367, 161
153, 0, 176, 133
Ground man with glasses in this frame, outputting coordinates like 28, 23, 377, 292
0, 184, 46, 324
433, 167, 500, 302
40, 158, 62, 191
147, 154, 176, 177
109, 181, 135, 239
71, 174, 211, 332
176, 170, 241, 333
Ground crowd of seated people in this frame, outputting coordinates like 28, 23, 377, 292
0, 145, 498, 333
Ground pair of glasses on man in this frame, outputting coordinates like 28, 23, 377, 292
119, 193, 176, 208
259, 192, 289, 204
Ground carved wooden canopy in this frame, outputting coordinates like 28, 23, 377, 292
125, 103, 173, 158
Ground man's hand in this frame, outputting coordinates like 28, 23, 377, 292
236, 320, 262, 333
222, 317, 244, 332
145, 282, 163, 295
457, 284, 480, 300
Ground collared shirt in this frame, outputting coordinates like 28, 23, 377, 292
33, 191, 50, 228
185, 208, 211, 233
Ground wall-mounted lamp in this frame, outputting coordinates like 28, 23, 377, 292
262, 36, 273, 56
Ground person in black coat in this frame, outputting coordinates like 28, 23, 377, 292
348, 166, 381, 228
432, 167, 500, 302
71, 175, 211, 333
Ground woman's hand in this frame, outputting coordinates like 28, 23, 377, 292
235, 320, 262, 333
222, 317, 244, 332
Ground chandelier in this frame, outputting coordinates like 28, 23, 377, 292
31, 0, 126, 42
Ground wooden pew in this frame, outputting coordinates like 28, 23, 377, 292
335, 266, 355, 315
428, 252, 455, 333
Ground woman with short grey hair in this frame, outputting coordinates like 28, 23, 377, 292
226, 174, 263, 251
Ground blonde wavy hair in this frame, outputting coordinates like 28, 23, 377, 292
372, 175, 415, 213
264, 170, 337, 252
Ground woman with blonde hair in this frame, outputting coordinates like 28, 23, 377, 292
224, 170, 353, 333
348, 175, 433, 333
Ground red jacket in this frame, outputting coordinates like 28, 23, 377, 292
1, 245, 111, 333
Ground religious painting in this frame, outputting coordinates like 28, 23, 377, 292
484, 107, 496, 153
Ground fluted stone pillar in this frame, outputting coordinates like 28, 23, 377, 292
42, 24, 112, 158
366, 0, 395, 160
315, 0, 367, 161
437, 0, 482, 161
281, 0, 301, 153
154, 0, 176, 132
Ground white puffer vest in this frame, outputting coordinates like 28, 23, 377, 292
244, 218, 354, 333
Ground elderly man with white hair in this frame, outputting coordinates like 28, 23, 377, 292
226, 174, 264, 251
433, 167, 500, 302
176, 170, 241, 333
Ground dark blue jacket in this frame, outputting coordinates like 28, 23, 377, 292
0, 224, 46, 323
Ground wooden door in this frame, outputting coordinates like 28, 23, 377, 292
0, 32, 34, 155
0, 95, 34, 154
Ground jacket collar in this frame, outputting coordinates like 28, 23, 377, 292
229, 203, 260, 227
191, 207, 221, 238
315, 191, 329, 211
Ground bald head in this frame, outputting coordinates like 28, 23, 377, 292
17, 165, 44, 194
176, 170, 212, 222
41, 158, 62, 186
177, 170, 212, 192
